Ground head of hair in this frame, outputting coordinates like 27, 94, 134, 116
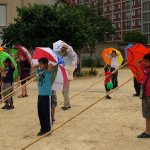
143, 53, 150, 61
112, 50, 117, 54
104, 66, 109, 72
38, 57, 48, 64
4, 58, 11, 64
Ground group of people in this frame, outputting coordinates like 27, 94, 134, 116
103, 50, 150, 138
0, 45, 150, 139
0, 43, 77, 136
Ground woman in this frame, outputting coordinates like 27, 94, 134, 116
18, 54, 31, 98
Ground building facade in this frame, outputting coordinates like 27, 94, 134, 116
77, 0, 150, 46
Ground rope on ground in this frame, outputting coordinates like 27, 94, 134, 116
21, 75, 134, 150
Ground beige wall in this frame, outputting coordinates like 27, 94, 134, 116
0, 0, 59, 25
0, 0, 60, 45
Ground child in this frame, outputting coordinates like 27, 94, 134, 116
104, 66, 112, 99
137, 53, 150, 138
34, 57, 53, 136
107, 50, 120, 88
1, 58, 15, 110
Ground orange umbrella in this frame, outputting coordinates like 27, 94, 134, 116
101, 47, 124, 65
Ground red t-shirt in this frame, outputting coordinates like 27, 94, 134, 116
140, 63, 150, 96
104, 72, 112, 84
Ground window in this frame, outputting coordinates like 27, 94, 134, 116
143, 24, 149, 32
132, 20, 135, 26
119, 4, 121, 9
126, 1, 131, 9
0, 5, 6, 26
138, 19, 141, 25
138, 9, 141, 15
126, 21, 131, 29
132, 10, 135, 16
118, 13, 121, 18
118, 22, 121, 28
126, 11, 131, 20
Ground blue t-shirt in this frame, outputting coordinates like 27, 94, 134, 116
37, 68, 52, 96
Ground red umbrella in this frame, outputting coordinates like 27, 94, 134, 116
126, 43, 150, 83
16, 45, 32, 66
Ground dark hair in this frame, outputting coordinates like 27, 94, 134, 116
143, 53, 150, 61
104, 66, 109, 72
112, 50, 116, 54
4, 58, 11, 64
38, 57, 48, 64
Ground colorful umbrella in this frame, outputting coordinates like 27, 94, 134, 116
101, 47, 124, 65
32, 47, 68, 91
0, 51, 18, 81
126, 43, 150, 83
16, 45, 32, 66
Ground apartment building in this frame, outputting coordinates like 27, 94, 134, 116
77, 0, 150, 46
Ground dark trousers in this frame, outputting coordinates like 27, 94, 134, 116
111, 68, 118, 88
134, 77, 141, 95
38, 96, 52, 133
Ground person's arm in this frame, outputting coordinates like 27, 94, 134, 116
48, 64, 53, 72
106, 54, 111, 59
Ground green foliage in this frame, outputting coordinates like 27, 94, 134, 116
82, 57, 101, 67
123, 31, 148, 45
2, 4, 114, 50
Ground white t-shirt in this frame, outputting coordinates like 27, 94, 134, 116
107, 54, 119, 69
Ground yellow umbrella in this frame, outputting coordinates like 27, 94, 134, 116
101, 47, 124, 65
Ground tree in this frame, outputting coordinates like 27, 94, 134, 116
123, 31, 148, 45
1, 4, 114, 50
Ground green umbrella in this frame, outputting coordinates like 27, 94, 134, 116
0, 51, 18, 81
11, 48, 18, 55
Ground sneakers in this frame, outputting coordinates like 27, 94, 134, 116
137, 132, 150, 138
61, 106, 71, 110
106, 95, 111, 99
1, 105, 9, 109
1, 105, 14, 110
37, 130, 51, 136
7, 105, 14, 110
133, 94, 139, 96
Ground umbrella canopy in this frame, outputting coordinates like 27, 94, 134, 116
53, 40, 64, 52
0, 51, 18, 81
16, 45, 32, 66
126, 43, 150, 83
32, 47, 68, 91
101, 47, 124, 66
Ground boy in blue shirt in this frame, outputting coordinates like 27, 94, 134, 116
34, 57, 53, 136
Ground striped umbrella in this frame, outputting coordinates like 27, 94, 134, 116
32, 47, 68, 91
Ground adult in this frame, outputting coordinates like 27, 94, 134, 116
18, 53, 31, 98
54, 43, 77, 110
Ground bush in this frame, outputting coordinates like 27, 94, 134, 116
82, 57, 101, 67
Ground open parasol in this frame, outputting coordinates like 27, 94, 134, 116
126, 43, 150, 83
101, 47, 124, 65
32, 47, 68, 91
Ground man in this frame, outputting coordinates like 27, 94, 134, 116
55, 43, 77, 110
